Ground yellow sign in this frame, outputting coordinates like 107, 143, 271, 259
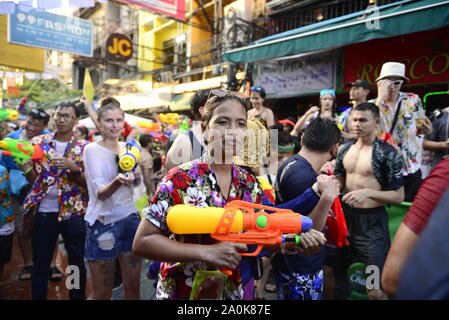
0, 15, 44, 72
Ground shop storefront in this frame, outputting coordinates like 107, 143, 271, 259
222, 0, 449, 118
344, 26, 449, 113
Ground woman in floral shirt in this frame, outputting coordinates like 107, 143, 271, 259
133, 91, 258, 300
133, 91, 326, 300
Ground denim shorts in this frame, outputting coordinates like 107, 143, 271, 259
85, 213, 140, 261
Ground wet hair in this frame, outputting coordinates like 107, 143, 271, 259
190, 89, 211, 120
302, 117, 341, 153
56, 102, 80, 118
201, 93, 249, 127
97, 96, 123, 121
353, 102, 380, 119
139, 134, 153, 148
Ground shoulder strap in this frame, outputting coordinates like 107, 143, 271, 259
187, 129, 204, 160
389, 100, 403, 134
186, 129, 194, 144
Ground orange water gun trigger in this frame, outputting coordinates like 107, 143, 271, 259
212, 200, 294, 276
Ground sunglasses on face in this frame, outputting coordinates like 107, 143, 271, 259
54, 113, 75, 121
382, 80, 404, 87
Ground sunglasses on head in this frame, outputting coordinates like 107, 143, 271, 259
30, 109, 49, 121
250, 86, 264, 92
207, 89, 247, 101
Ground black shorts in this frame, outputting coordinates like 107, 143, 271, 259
0, 234, 13, 265
343, 203, 391, 271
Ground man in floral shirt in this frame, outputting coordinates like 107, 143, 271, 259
21, 102, 88, 300
372, 62, 432, 202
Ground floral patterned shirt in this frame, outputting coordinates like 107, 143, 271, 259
23, 133, 88, 220
369, 92, 426, 175
334, 137, 404, 191
143, 157, 263, 300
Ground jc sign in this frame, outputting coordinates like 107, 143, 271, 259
106, 33, 133, 62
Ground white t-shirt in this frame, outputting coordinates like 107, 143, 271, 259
38, 140, 69, 213
83, 142, 137, 226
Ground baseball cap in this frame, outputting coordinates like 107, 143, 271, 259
278, 117, 296, 127
345, 79, 371, 90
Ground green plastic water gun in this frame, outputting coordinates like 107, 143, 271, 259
178, 119, 190, 134
0, 108, 19, 121
0, 138, 44, 165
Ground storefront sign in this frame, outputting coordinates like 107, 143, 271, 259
254, 51, 336, 98
344, 27, 449, 87
106, 33, 133, 62
8, 8, 93, 57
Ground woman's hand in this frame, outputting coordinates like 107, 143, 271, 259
306, 106, 320, 120
116, 172, 135, 187
201, 242, 247, 270
80, 96, 92, 109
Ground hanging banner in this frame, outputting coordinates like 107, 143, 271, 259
254, 51, 337, 98
119, 0, 185, 21
8, 8, 93, 57
344, 27, 449, 87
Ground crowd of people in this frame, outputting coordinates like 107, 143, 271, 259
0, 61, 448, 300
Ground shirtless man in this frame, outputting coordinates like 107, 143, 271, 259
334, 102, 405, 300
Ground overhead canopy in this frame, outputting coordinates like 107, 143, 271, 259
222, 0, 449, 63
